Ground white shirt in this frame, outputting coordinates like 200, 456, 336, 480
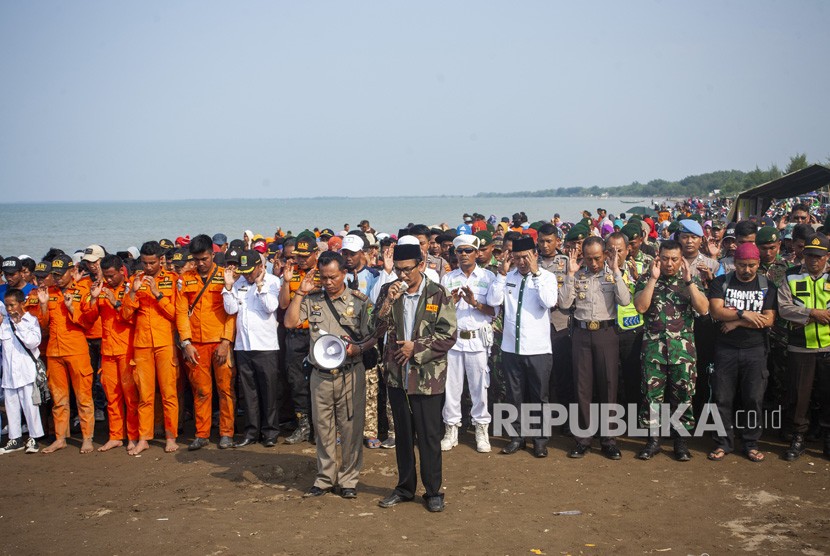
222, 274, 281, 351
0, 313, 41, 389
441, 266, 496, 352
487, 267, 558, 355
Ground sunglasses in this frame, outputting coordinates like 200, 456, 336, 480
456, 248, 476, 254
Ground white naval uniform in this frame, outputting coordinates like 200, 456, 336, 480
440, 266, 497, 426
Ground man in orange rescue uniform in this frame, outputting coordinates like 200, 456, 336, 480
123, 241, 179, 454
85, 254, 139, 452
176, 234, 236, 451
37, 254, 95, 454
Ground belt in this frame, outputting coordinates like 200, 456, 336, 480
287, 328, 310, 336
315, 359, 361, 377
575, 319, 614, 331
459, 330, 478, 340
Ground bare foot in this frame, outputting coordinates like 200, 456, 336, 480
42, 439, 67, 454
128, 440, 150, 456
126, 440, 137, 452
165, 438, 179, 453
80, 439, 94, 453
98, 439, 123, 452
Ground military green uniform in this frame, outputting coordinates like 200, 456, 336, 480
300, 287, 370, 491
635, 273, 705, 432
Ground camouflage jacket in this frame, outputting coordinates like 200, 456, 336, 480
635, 273, 704, 365
761, 255, 791, 344
371, 277, 457, 395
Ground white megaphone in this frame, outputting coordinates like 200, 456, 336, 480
312, 333, 349, 370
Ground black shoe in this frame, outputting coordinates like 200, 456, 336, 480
533, 443, 548, 458
567, 443, 590, 458
303, 485, 331, 498
188, 437, 209, 451
501, 440, 523, 455
218, 436, 233, 450
824, 434, 830, 459
285, 414, 311, 445
784, 434, 806, 461
340, 488, 357, 499
378, 492, 413, 508
233, 437, 257, 448
426, 496, 445, 513
601, 445, 622, 460
674, 439, 691, 462
637, 438, 661, 460
262, 436, 279, 448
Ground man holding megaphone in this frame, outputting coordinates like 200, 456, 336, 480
285, 251, 376, 500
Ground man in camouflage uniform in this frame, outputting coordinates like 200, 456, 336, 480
373, 240, 457, 513
756, 226, 790, 413
633, 240, 710, 461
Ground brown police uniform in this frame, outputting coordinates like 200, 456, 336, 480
559, 263, 630, 448
300, 287, 370, 490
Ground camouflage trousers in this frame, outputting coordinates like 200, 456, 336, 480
364, 365, 379, 439
487, 336, 507, 409
639, 360, 697, 433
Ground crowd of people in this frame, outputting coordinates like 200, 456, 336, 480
1, 199, 828, 512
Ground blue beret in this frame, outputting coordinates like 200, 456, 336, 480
678, 219, 704, 237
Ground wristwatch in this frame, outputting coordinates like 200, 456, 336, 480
737, 309, 744, 319
155, 292, 164, 301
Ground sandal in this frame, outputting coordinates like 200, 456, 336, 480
745, 449, 765, 462
364, 437, 381, 449
707, 448, 727, 461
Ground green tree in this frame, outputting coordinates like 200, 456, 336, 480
785, 153, 809, 174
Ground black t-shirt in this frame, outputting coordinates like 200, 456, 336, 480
708, 273, 777, 348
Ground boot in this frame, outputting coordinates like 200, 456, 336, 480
673, 438, 691, 462
474, 423, 491, 453
285, 414, 311, 445
637, 437, 661, 460
440, 424, 458, 451
783, 434, 806, 461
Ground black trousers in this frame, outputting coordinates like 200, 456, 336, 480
388, 388, 444, 500
693, 316, 717, 419
502, 351, 552, 444
786, 351, 830, 435
549, 328, 574, 407
285, 329, 311, 415
235, 350, 280, 440
712, 344, 767, 452
88, 339, 106, 411
572, 327, 620, 446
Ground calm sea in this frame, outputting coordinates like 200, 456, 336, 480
0, 196, 657, 259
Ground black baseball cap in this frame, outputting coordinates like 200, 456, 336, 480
237, 250, 262, 274
2, 256, 22, 274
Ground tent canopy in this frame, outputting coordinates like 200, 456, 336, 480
729, 164, 830, 221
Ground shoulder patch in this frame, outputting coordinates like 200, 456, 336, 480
352, 290, 368, 301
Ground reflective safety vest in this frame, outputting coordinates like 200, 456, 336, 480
787, 270, 830, 349
617, 258, 646, 331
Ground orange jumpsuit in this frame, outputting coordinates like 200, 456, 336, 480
176, 265, 237, 438
84, 280, 139, 442
38, 284, 94, 440
122, 270, 179, 440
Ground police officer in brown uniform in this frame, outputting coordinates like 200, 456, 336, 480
559, 236, 630, 459
286, 251, 377, 499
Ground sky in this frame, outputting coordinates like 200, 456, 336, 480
1, 1, 828, 202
